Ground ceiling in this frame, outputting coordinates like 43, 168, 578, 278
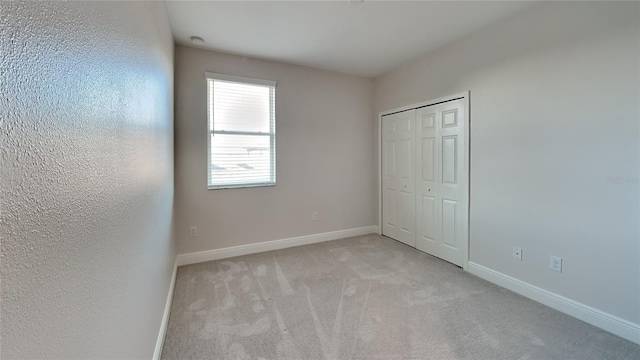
166, 1, 535, 78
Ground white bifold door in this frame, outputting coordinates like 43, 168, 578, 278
382, 98, 468, 267
381, 109, 416, 247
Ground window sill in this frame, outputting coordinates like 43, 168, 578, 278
207, 183, 276, 190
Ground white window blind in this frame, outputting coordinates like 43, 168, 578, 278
206, 72, 276, 189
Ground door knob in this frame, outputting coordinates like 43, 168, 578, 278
428, 188, 431, 191
403, 185, 407, 188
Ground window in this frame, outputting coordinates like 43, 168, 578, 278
206, 72, 276, 189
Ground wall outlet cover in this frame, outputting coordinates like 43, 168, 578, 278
512, 247, 522, 261
550, 255, 562, 272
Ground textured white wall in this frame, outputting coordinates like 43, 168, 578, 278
0, 1, 175, 358
175, 46, 375, 254
375, 1, 640, 324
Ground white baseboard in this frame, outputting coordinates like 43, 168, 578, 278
153, 258, 178, 360
177, 226, 379, 266
467, 261, 640, 345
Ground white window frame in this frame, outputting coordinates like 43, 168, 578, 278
205, 72, 277, 190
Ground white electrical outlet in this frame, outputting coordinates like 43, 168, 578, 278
512, 247, 522, 261
550, 255, 562, 272
312, 212, 318, 221
189, 226, 198, 237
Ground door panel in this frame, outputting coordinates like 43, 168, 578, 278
422, 112, 435, 130
421, 195, 436, 242
384, 189, 397, 229
442, 109, 458, 128
442, 135, 457, 185
436, 100, 466, 266
385, 141, 396, 177
398, 118, 411, 131
399, 191, 414, 234
437, 100, 466, 266
416, 107, 439, 255
421, 138, 436, 182
416, 99, 466, 267
382, 109, 416, 247
382, 120, 398, 240
441, 199, 457, 248
399, 139, 412, 180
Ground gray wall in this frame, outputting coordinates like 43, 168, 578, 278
375, 1, 640, 324
0, 1, 175, 358
174, 46, 375, 255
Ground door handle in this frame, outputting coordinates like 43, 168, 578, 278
428, 188, 431, 192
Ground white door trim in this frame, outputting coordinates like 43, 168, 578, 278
378, 91, 470, 270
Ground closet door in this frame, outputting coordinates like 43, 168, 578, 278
416, 106, 439, 256
381, 109, 416, 247
416, 99, 466, 267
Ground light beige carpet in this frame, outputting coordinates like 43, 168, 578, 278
161, 234, 640, 359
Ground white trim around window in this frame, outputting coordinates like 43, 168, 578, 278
205, 72, 277, 190
205, 72, 277, 88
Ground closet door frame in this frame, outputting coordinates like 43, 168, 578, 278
378, 91, 470, 270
